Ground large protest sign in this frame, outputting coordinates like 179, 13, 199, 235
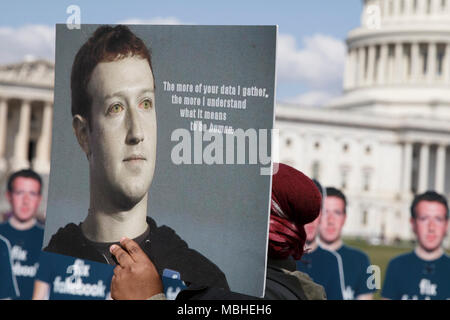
43, 24, 277, 297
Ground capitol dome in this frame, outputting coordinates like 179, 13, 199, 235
329, 0, 450, 120
276, 0, 450, 244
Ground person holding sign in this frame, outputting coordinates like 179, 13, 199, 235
109, 163, 326, 300
44, 25, 228, 295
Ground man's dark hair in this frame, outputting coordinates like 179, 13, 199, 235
325, 187, 347, 213
71, 25, 154, 128
7, 169, 42, 194
410, 191, 449, 219
312, 179, 323, 197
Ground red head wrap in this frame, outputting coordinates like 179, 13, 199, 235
268, 163, 322, 260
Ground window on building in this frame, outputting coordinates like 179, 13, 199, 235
341, 167, 350, 190
312, 161, 320, 180
314, 141, 320, 150
285, 138, 292, 147
362, 169, 372, 192
362, 210, 369, 226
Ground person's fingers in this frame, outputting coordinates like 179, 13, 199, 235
113, 265, 121, 276
110, 244, 134, 267
110, 272, 117, 299
119, 237, 147, 263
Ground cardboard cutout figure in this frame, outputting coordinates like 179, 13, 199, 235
43, 24, 276, 297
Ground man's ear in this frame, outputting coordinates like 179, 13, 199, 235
6, 191, 12, 204
73, 115, 91, 159
410, 217, 417, 235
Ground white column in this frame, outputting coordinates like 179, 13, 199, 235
377, 43, 388, 84
343, 50, 351, 90
344, 49, 356, 90
0, 98, 8, 172
444, 43, 450, 84
393, 0, 401, 17
366, 45, 376, 85
404, 0, 414, 15
402, 142, 413, 194
395, 43, 403, 83
33, 101, 53, 173
358, 46, 367, 86
418, 0, 428, 15
418, 143, 430, 193
427, 42, 437, 83
350, 49, 358, 88
411, 42, 420, 82
382, 0, 390, 19
11, 99, 31, 171
435, 144, 447, 193
431, 0, 441, 15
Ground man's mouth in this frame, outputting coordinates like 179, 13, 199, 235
123, 154, 146, 162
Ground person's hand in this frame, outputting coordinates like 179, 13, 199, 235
110, 237, 163, 300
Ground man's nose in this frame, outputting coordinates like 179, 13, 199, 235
326, 213, 334, 223
22, 192, 30, 204
428, 219, 436, 232
125, 109, 144, 145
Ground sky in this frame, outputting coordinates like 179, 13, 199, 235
0, 0, 363, 105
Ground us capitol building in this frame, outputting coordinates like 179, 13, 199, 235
0, 0, 449, 245
276, 0, 450, 245
0, 58, 53, 220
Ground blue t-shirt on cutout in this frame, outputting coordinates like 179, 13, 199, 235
36, 251, 114, 300
0, 234, 19, 299
382, 251, 450, 300
337, 245, 376, 299
296, 246, 344, 300
0, 221, 44, 300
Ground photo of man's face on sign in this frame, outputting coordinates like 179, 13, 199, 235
43, 24, 276, 297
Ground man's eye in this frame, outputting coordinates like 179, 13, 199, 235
108, 104, 124, 114
140, 99, 153, 110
